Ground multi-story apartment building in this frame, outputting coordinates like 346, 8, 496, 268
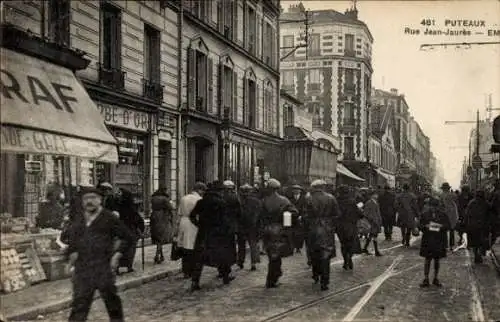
280, 3, 373, 183
408, 116, 432, 190
372, 88, 417, 187
1, 0, 180, 218
368, 102, 397, 188
179, 0, 282, 190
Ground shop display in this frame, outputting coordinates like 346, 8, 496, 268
1, 248, 28, 293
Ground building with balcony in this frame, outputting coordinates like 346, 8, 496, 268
179, 0, 282, 190
1, 0, 180, 218
279, 2, 373, 184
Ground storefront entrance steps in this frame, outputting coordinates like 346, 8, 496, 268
0, 243, 181, 321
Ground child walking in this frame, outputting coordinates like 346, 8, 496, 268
419, 197, 450, 287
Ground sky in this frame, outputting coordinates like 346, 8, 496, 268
282, 0, 500, 189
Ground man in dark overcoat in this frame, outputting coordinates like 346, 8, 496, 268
190, 181, 237, 290
395, 184, 419, 247
261, 179, 298, 288
288, 184, 308, 254
66, 186, 135, 322
305, 180, 340, 291
464, 190, 492, 263
378, 185, 396, 241
238, 184, 262, 271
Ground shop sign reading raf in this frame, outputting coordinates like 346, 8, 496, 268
98, 103, 151, 133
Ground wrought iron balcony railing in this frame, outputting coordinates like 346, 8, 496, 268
98, 64, 125, 90
142, 79, 164, 103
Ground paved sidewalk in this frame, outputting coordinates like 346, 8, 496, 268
0, 243, 181, 321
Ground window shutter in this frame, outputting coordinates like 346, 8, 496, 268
271, 28, 276, 69
115, 12, 122, 69
232, 0, 238, 42
217, 1, 224, 33
187, 47, 196, 110
256, 14, 261, 59
152, 31, 161, 83
243, 78, 248, 126
218, 62, 225, 118
255, 82, 260, 130
207, 57, 214, 114
243, 2, 248, 49
232, 70, 238, 121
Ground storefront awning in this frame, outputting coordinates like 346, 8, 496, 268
337, 163, 365, 182
1, 48, 118, 162
375, 168, 396, 188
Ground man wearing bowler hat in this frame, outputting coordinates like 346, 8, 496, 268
66, 186, 135, 322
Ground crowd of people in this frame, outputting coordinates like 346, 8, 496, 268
46, 178, 500, 321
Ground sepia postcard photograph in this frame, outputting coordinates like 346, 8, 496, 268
0, 0, 499, 321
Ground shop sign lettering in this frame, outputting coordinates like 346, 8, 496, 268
0, 69, 77, 113
98, 104, 151, 132
1, 126, 68, 153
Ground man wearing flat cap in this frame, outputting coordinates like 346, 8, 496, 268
238, 183, 262, 270
261, 178, 298, 288
65, 186, 135, 322
305, 179, 341, 291
287, 184, 308, 255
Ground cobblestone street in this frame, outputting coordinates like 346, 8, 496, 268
37, 234, 500, 322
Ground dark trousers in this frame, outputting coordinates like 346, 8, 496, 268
192, 261, 231, 284
237, 231, 260, 266
119, 239, 137, 269
401, 227, 411, 246
383, 224, 393, 239
266, 256, 282, 286
181, 249, 194, 277
311, 256, 330, 286
69, 269, 123, 322
448, 230, 456, 248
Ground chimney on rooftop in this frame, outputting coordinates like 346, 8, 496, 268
390, 88, 398, 95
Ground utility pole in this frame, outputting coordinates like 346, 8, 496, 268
475, 110, 481, 189
279, 6, 312, 61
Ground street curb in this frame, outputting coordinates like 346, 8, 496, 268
5, 267, 181, 321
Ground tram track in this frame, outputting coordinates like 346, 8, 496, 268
157, 240, 420, 318
260, 258, 421, 322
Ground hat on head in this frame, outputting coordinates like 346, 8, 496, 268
99, 182, 113, 189
290, 184, 302, 190
193, 182, 207, 191
267, 178, 281, 189
441, 182, 451, 190
311, 179, 327, 187
223, 180, 235, 188
239, 183, 253, 191
80, 186, 103, 197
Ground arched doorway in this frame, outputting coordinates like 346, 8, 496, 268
187, 136, 214, 189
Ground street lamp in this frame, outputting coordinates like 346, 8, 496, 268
220, 117, 232, 180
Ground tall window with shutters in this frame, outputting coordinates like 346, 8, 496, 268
243, 68, 258, 129
101, 4, 121, 70
262, 22, 276, 68
218, 55, 236, 120
48, 0, 70, 45
263, 81, 275, 134
187, 38, 213, 113
245, 5, 257, 56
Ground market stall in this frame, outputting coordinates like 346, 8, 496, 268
1, 40, 118, 293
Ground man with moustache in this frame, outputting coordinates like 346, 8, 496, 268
65, 186, 135, 322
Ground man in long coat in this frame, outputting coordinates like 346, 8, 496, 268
261, 178, 298, 288
439, 182, 459, 250
238, 184, 262, 271
378, 186, 396, 241
190, 181, 236, 290
288, 184, 308, 254
395, 184, 419, 247
305, 180, 340, 291
464, 190, 492, 263
363, 190, 383, 256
